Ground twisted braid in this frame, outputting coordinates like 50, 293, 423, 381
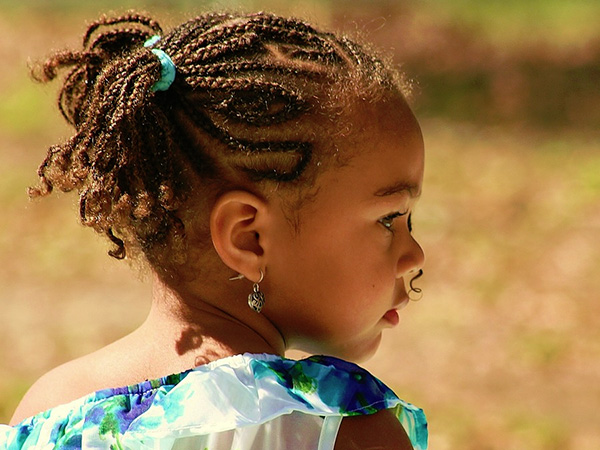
31, 11, 402, 265
82, 12, 162, 47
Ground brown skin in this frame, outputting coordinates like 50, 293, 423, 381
11, 96, 420, 450
337, 411, 414, 449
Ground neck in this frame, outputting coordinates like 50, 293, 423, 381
138, 272, 286, 372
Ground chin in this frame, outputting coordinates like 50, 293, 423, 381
291, 331, 383, 363
326, 333, 383, 364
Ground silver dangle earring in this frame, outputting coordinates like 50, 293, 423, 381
247, 269, 265, 313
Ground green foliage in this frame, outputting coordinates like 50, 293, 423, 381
0, 80, 54, 135
512, 331, 569, 366
506, 410, 569, 450
417, 0, 600, 46
5, 0, 600, 47
578, 155, 600, 196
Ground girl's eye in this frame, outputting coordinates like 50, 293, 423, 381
379, 211, 409, 231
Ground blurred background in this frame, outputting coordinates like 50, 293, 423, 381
1, 0, 599, 448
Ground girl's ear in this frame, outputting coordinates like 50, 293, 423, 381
209, 191, 268, 282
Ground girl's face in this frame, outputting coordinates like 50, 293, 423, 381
264, 94, 425, 362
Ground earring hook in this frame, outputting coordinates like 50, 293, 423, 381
228, 269, 264, 283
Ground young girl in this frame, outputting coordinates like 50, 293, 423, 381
3, 11, 427, 449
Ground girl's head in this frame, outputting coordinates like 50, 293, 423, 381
32, 12, 410, 265
32, 11, 424, 359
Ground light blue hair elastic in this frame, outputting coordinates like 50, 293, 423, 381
144, 36, 176, 92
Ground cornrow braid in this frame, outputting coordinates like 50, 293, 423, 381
31, 11, 403, 266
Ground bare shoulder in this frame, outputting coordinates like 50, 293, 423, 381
335, 409, 414, 450
9, 330, 153, 425
9, 336, 143, 425
9, 357, 97, 425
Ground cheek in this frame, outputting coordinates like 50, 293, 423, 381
310, 240, 392, 300
270, 213, 395, 298
308, 224, 392, 277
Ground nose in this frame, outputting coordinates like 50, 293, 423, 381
396, 235, 425, 279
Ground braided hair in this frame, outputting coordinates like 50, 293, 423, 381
31, 11, 405, 266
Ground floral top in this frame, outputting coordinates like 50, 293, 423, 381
1, 353, 428, 449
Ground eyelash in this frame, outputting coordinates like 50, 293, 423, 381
379, 211, 412, 233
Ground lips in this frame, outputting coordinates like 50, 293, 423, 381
383, 292, 410, 326
383, 309, 400, 327
383, 308, 400, 326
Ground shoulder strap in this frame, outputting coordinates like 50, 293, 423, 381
317, 415, 343, 450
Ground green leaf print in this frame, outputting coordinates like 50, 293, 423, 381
293, 371, 315, 393
99, 412, 124, 450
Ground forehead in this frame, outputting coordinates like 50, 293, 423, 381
340, 96, 423, 189
302, 95, 424, 213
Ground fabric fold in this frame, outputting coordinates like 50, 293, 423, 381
1, 353, 428, 450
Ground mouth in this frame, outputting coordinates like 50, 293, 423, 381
383, 308, 400, 326
382, 295, 410, 327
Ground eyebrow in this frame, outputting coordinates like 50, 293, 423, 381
373, 182, 421, 198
